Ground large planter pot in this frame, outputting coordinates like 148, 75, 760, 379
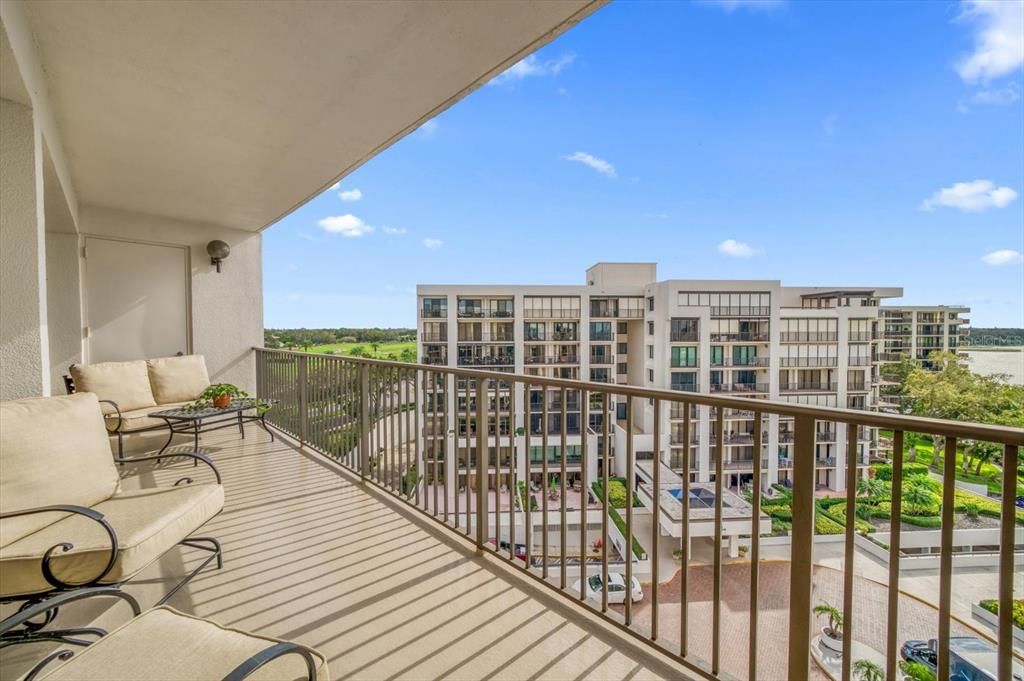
213, 394, 232, 408
819, 628, 843, 653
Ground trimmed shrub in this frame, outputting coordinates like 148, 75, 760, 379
979, 599, 1024, 630
872, 462, 929, 481
814, 513, 845, 535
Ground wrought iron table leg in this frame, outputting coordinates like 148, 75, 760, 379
238, 411, 245, 438
193, 421, 201, 465
260, 413, 275, 442
156, 421, 176, 458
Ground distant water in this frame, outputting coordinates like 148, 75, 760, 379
963, 348, 1024, 384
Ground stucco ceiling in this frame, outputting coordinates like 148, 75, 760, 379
20, 0, 602, 231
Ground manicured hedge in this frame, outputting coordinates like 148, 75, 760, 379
979, 599, 1024, 630
871, 462, 929, 481
591, 482, 647, 559
814, 513, 845, 535
821, 501, 875, 534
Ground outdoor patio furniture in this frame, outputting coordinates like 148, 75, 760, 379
2, 605, 328, 681
66, 355, 214, 460
0, 392, 224, 652
149, 398, 277, 457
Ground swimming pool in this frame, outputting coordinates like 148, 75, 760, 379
667, 487, 718, 508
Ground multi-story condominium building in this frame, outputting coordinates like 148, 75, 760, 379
878, 305, 970, 368
418, 263, 904, 494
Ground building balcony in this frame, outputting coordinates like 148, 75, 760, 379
524, 355, 579, 365
589, 355, 614, 365
670, 331, 700, 342
710, 357, 769, 368
709, 382, 770, 393
710, 332, 770, 342
457, 356, 514, 367
779, 357, 837, 368
848, 331, 872, 341
709, 306, 771, 317
421, 332, 448, 343
422, 309, 448, 319
781, 382, 839, 392
779, 332, 837, 342
848, 357, 873, 367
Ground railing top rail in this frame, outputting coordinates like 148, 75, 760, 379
254, 347, 1024, 444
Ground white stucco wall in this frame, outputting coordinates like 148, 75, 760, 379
78, 205, 263, 391
0, 97, 47, 399
45, 231, 82, 392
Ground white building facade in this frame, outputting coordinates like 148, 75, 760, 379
418, 263, 916, 494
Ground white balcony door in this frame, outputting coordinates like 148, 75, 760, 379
83, 236, 190, 363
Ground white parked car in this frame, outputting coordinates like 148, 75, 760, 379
573, 573, 643, 604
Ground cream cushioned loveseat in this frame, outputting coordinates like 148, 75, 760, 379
68, 355, 212, 459
0, 391, 224, 603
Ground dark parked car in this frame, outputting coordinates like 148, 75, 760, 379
490, 538, 528, 561
901, 640, 937, 671
1016, 495, 1024, 509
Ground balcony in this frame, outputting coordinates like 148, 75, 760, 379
779, 332, 837, 342
524, 355, 579, 365
779, 357, 837, 368
709, 306, 771, 317
590, 354, 614, 365
781, 382, 839, 392
457, 356, 514, 367
422, 308, 448, 319
709, 382, 770, 394
251, 349, 1023, 681
710, 356, 768, 368
421, 332, 448, 343
670, 331, 700, 342
710, 332, 769, 342
848, 331, 872, 342
848, 356, 873, 367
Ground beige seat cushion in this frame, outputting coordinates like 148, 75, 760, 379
0, 483, 223, 597
37, 606, 328, 681
147, 355, 211, 405
104, 402, 189, 432
0, 393, 119, 546
70, 360, 157, 415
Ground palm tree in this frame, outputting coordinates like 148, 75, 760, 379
967, 441, 1000, 476
853, 659, 884, 681
902, 479, 936, 516
812, 602, 843, 638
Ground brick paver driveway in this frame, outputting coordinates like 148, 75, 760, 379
615, 562, 980, 681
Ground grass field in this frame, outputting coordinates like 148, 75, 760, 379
882, 430, 1024, 496
307, 341, 416, 360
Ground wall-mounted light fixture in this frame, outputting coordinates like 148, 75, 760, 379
206, 240, 230, 273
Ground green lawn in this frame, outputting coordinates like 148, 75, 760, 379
882, 430, 1024, 496
306, 341, 417, 360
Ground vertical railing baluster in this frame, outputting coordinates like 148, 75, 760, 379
542, 386, 550, 580
580, 389, 589, 601
560, 386, 568, 590
999, 443, 1018, 681
712, 407, 724, 674
298, 354, 308, 446
359, 363, 369, 479
493, 384, 500, 553
414, 368, 420, 505
508, 380, 516, 561
443, 373, 449, 524
788, 414, 816, 679
625, 396, 634, 627
455, 380, 461, 529
749, 411, 762, 680
524, 383, 532, 570
601, 392, 609, 614
937, 436, 957, 681
841, 424, 858, 681
885, 429, 904, 681
681, 401, 690, 657
651, 395, 659, 639
475, 373, 488, 548
465, 378, 471, 534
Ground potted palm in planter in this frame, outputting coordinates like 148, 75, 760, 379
813, 602, 844, 653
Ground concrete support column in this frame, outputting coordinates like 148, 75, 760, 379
0, 98, 49, 399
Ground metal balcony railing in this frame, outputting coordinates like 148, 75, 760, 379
254, 347, 1023, 681
421, 309, 447, 318
524, 355, 578, 365
781, 382, 839, 392
848, 356, 873, 366
709, 382, 770, 393
779, 332, 837, 342
779, 357, 838, 368
589, 355, 614, 365
710, 357, 768, 367
709, 306, 771, 317
420, 332, 448, 342
457, 356, 514, 366
710, 332, 770, 342
848, 331, 872, 341
670, 331, 700, 342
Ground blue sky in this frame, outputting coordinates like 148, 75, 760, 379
264, 0, 1024, 329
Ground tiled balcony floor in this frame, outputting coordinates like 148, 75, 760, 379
1, 426, 698, 681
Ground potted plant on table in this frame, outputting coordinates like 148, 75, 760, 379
813, 601, 844, 653
193, 383, 248, 409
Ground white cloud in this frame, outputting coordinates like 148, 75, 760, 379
423, 238, 443, 249
972, 82, 1022, 104
718, 239, 759, 257
981, 249, 1024, 265
700, 0, 785, 13
920, 179, 1018, 212
489, 53, 575, 86
562, 151, 617, 178
955, 0, 1024, 83
416, 119, 438, 138
318, 214, 375, 237
338, 188, 362, 202
382, 226, 407, 235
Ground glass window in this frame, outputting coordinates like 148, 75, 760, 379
590, 322, 612, 341
671, 346, 697, 367
710, 346, 724, 365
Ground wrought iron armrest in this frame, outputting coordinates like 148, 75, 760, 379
117, 451, 222, 484
220, 642, 318, 681
0, 505, 118, 590
99, 399, 123, 432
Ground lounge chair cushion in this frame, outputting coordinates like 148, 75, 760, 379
0, 393, 120, 546
0, 483, 224, 597
104, 402, 189, 433
37, 606, 329, 681
70, 360, 157, 415
147, 355, 211, 405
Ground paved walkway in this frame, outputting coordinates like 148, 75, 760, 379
619, 563, 983, 681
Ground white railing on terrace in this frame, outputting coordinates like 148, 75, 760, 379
254, 347, 1023, 681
